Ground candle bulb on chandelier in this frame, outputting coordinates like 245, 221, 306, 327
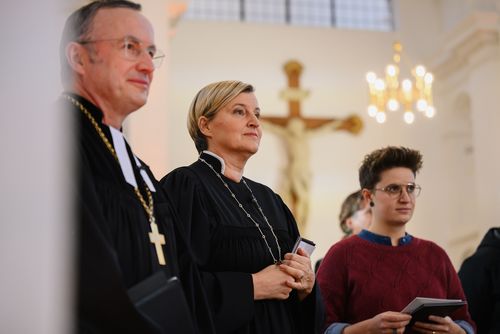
365, 41, 436, 124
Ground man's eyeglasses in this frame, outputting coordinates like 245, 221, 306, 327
78, 36, 165, 69
374, 183, 421, 198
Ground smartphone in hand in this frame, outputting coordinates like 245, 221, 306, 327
291, 236, 316, 256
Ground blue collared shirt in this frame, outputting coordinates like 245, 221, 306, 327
357, 229, 413, 246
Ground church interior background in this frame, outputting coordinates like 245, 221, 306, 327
2, 0, 499, 332
59, 0, 500, 267
126, 0, 500, 269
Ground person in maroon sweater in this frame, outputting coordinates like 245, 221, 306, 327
317, 146, 475, 334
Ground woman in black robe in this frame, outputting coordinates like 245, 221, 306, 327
161, 80, 321, 333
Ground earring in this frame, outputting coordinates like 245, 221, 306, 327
370, 201, 374, 207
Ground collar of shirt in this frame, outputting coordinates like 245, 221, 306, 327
202, 150, 226, 174
358, 229, 413, 246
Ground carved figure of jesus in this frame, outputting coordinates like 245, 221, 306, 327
261, 60, 362, 231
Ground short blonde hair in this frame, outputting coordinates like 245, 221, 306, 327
187, 80, 254, 152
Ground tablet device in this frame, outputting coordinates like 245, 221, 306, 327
401, 297, 466, 328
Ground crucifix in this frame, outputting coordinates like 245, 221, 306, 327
149, 218, 167, 265
261, 60, 363, 231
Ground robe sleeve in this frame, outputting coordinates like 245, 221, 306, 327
296, 282, 325, 334
161, 168, 254, 333
77, 151, 161, 334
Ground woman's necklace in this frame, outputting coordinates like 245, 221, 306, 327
64, 94, 167, 266
199, 156, 282, 264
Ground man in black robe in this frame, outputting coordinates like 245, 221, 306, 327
59, 1, 214, 333
459, 227, 500, 333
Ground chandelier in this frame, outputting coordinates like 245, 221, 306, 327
365, 42, 436, 124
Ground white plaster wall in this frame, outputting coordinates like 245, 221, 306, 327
469, 57, 500, 235
440, 0, 500, 31
431, 8, 500, 264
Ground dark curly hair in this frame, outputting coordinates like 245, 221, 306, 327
359, 146, 423, 190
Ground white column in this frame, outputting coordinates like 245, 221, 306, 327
469, 52, 500, 234
431, 9, 500, 265
0, 1, 73, 333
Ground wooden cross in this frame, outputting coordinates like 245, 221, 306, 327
149, 219, 166, 265
261, 60, 363, 230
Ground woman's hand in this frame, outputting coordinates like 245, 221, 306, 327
251, 264, 294, 300
412, 316, 466, 334
279, 248, 315, 300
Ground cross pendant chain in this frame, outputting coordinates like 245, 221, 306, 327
143, 194, 166, 266
134, 183, 167, 267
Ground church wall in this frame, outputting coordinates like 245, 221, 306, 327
469, 57, 500, 237
440, 0, 500, 31
430, 7, 500, 265
126, 0, 171, 178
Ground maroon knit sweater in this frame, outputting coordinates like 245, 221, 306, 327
316, 235, 475, 333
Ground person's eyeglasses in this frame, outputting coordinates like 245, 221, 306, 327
374, 183, 421, 198
78, 36, 165, 69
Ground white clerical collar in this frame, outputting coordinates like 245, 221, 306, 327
202, 150, 225, 174
109, 126, 156, 192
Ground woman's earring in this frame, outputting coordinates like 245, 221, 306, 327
370, 201, 374, 207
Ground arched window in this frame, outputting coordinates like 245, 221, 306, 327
184, 0, 394, 31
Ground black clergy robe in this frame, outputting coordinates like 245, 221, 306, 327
160, 152, 322, 334
65, 94, 215, 334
